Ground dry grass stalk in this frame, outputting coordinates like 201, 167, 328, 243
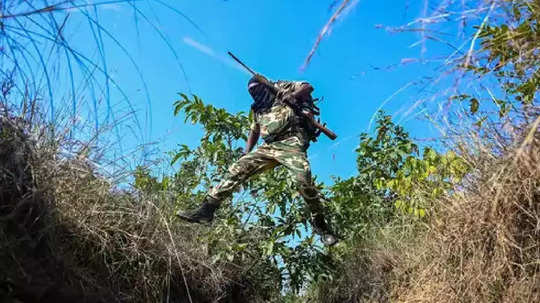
391, 117, 540, 302
310, 112, 539, 303
301, 0, 358, 71
0, 110, 275, 302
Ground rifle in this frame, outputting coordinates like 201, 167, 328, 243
228, 51, 338, 141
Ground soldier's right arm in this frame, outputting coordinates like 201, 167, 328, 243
245, 110, 260, 155
244, 124, 260, 155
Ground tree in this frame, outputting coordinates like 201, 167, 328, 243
328, 111, 468, 242
168, 94, 332, 293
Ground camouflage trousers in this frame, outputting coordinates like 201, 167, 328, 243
208, 136, 328, 221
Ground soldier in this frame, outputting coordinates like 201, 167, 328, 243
177, 76, 338, 246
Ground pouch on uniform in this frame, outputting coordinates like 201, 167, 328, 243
258, 104, 295, 142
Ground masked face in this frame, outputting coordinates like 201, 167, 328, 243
248, 81, 263, 98
248, 79, 273, 113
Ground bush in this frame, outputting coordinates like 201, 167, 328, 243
306, 115, 540, 303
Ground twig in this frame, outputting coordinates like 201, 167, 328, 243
464, 1, 496, 68
301, 0, 353, 71
146, 199, 194, 303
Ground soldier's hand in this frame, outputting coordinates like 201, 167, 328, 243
254, 74, 266, 82
301, 109, 315, 119
295, 83, 314, 99
282, 93, 298, 105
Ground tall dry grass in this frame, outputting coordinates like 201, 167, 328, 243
393, 115, 540, 302
310, 111, 540, 303
0, 106, 279, 302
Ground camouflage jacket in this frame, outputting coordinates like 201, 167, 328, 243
250, 81, 318, 148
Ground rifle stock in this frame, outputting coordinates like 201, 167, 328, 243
308, 116, 338, 140
228, 52, 338, 141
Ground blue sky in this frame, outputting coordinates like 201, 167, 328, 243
44, 0, 471, 182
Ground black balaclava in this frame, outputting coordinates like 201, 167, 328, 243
248, 76, 274, 113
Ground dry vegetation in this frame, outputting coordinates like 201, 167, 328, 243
310, 113, 540, 303
394, 118, 540, 302
3, 101, 537, 303
306, 0, 540, 301
0, 106, 280, 302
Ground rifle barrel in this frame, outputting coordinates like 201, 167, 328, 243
227, 51, 338, 141
228, 52, 257, 76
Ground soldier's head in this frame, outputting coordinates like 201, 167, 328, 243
248, 76, 272, 113
247, 76, 264, 98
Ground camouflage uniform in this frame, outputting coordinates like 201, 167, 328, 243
208, 81, 327, 222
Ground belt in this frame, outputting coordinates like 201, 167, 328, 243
264, 129, 299, 144
264, 130, 310, 151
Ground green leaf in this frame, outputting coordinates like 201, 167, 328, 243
474, 116, 487, 128
469, 98, 479, 114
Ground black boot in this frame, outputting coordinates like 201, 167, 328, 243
311, 214, 338, 247
176, 198, 220, 224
